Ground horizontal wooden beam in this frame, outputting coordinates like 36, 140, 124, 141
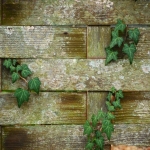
0, 92, 86, 125
2, 0, 150, 25
87, 27, 150, 59
2, 59, 150, 91
0, 27, 86, 58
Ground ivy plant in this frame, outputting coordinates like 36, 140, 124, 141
83, 87, 124, 150
105, 19, 140, 65
3, 58, 41, 108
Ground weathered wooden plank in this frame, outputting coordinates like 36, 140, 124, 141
2, 0, 150, 25
0, 92, 86, 125
87, 27, 150, 59
0, 59, 1, 92
113, 92, 150, 124
2, 125, 87, 150
111, 145, 150, 150
0, 126, 1, 150
109, 124, 150, 146
2, 59, 150, 91
0, 26, 86, 58
87, 92, 107, 120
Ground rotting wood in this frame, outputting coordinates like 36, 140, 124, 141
113, 92, 150, 124
87, 27, 150, 59
0, 27, 86, 58
0, 92, 86, 125
2, 0, 150, 25
2, 59, 150, 91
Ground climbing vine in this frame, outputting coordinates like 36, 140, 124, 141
83, 87, 124, 150
105, 19, 140, 65
3, 59, 41, 108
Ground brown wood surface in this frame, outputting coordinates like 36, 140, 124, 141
2, 0, 150, 25
2, 59, 150, 91
0, 26, 86, 58
113, 92, 150, 124
87, 27, 150, 59
0, 92, 86, 125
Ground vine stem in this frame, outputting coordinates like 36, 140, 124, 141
19, 75, 28, 84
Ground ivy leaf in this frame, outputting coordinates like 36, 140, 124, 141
102, 120, 114, 140
21, 64, 32, 78
106, 112, 115, 120
105, 47, 118, 65
16, 65, 22, 72
114, 19, 126, 32
85, 142, 94, 150
91, 114, 98, 127
95, 130, 102, 138
95, 136, 104, 150
10, 65, 16, 72
111, 87, 116, 93
112, 99, 122, 108
106, 101, 115, 111
28, 77, 41, 94
12, 59, 17, 66
14, 88, 30, 108
97, 110, 106, 120
3, 59, 12, 69
110, 34, 123, 48
12, 72, 20, 83
107, 92, 112, 101
83, 120, 93, 136
122, 43, 136, 64
116, 90, 124, 99
128, 28, 140, 44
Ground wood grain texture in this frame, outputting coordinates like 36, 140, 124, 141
0, 92, 86, 125
87, 27, 150, 59
2, 0, 150, 25
109, 124, 150, 146
2, 125, 86, 150
113, 92, 150, 124
2, 59, 150, 91
0, 26, 86, 58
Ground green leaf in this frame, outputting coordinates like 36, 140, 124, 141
97, 110, 106, 120
28, 77, 41, 94
21, 64, 32, 78
111, 87, 116, 93
85, 142, 94, 150
102, 120, 114, 140
10, 65, 16, 72
12, 72, 20, 83
122, 43, 136, 64
16, 65, 22, 72
128, 28, 140, 44
110, 35, 123, 48
107, 92, 112, 101
3, 59, 12, 69
116, 90, 124, 99
112, 99, 122, 108
83, 120, 93, 136
114, 19, 126, 32
91, 114, 98, 127
106, 112, 115, 120
106, 101, 115, 112
95, 136, 104, 150
95, 130, 102, 138
12, 59, 17, 66
14, 88, 30, 108
105, 47, 118, 65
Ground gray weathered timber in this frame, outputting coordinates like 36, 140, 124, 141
2, 0, 150, 25
2, 125, 86, 150
0, 26, 86, 58
87, 27, 150, 59
113, 92, 150, 124
109, 124, 150, 146
2, 59, 150, 91
87, 26, 111, 58
87, 92, 107, 120
0, 92, 86, 125
0, 59, 1, 91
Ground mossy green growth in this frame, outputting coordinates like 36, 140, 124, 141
83, 87, 124, 150
3, 59, 41, 108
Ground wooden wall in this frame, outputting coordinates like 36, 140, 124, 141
0, 0, 150, 149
